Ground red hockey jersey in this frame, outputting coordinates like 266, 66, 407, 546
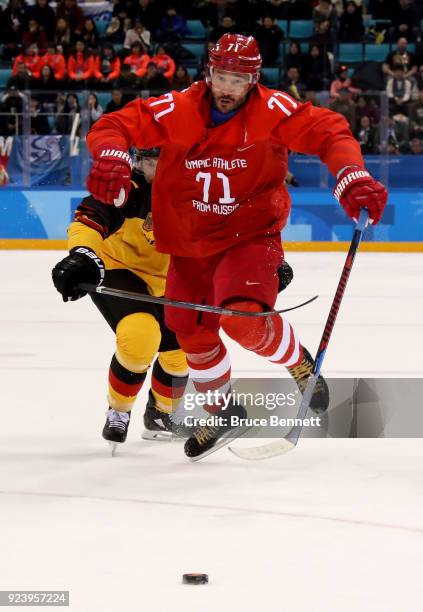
87, 81, 363, 257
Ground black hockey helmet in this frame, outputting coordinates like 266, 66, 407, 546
132, 147, 160, 160
131, 147, 160, 174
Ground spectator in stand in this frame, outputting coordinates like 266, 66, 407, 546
55, 92, 80, 134
313, 0, 338, 33
105, 17, 132, 45
112, 0, 132, 20
303, 43, 332, 91
104, 88, 127, 113
39, 44, 67, 81
67, 40, 95, 87
6, 61, 33, 90
123, 41, 151, 78
123, 19, 151, 51
285, 41, 305, 75
200, 0, 242, 30
356, 95, 380, 126
355, 115, 377, 154
293, 0, 315, 19
310, 19, 335, 52
380, 115, 408, 153
390, 0, 419, 42
33, 64, 57, 110
81, 18, 100, 50
151, 45, 176, 80
116, 63, 140, 89
23, 19, 47, 53
54, 18, 72, 54
155, 5, 189, 42
29, 97, 51, 135
383, 37, 417, 79
133, 0, 157, 32
408, 89, 423, 137
387, 63, 412, 116
280, 66, 307, 101
2, 0, 28, 60
0, 87, 25, 135
368, 0, 393, 20
338, 1, 364, 42
330, 65, 360, 98
330, 87, 357, 131
141, 61, 170, 92
29, 0, 56, 41
13, 45, 42, 80
210, 15, 238, 42
407, 137, 423, 153
258, 0, 290, 20
83, 92, 103, 127
235, 0, 265, 31
106, 17, 125, 44
255, 16, 284, 66
93, 44, 121, 87
56, 0, 84, 39
169, 64, 193, 90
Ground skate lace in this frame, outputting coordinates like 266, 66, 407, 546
194, 425, 219, 446
288, 359, 325, 394
288, 358, 312, 384
107, 409, 130, 431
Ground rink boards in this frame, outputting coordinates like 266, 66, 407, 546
0, 187, 422, 251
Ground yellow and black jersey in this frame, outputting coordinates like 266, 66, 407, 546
68, 174, 169, 297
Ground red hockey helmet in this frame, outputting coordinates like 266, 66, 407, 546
207, 34, 262, 86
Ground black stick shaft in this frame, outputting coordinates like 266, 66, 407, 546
78, 283, 318, 318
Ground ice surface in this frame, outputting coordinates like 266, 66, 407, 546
1, 251, 422, 612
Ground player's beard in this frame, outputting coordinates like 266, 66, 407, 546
213, 93, 247, 113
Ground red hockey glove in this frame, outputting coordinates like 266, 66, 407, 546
86, 146, 133, 207
334, 166, 388, 225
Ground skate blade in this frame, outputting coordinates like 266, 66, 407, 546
188, 426, 253, 462
107, 441, 123, 456
141, 428, 174, 442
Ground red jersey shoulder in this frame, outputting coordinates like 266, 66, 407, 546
142, 83, 207, 145
244, 85, 303, 141
255, 84, 301, 119
144, 82, 205, 122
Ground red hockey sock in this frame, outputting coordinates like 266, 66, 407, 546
185, 341, 231, 414
220, 300, 303, 367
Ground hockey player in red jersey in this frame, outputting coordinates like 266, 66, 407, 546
85, 34, 388, 460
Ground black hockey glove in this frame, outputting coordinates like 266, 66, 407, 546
52, 247, 105, 302
277, 260, 293, 292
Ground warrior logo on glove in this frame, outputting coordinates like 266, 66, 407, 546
334, 165, 388, 225
86, 146, 133, 208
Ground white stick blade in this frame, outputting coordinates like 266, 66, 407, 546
113, 187, 126, 208
228, 439, 295, 460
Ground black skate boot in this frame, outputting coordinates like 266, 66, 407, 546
184, 400, 249, 461
142, 391, 191, 441
102, 408, 131, 455
286, 347, 329, 414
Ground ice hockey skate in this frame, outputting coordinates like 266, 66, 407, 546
184, 400, 250, 461
142, 391, 191, 441
287, 347, 329, 413
102, 408, 131, 455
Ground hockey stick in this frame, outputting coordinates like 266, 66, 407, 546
229, 209, 370, 460
79, 283, 318, 318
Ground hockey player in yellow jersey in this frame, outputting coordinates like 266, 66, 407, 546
52, 148, 189, 450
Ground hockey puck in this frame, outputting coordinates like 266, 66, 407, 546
182, 573, 208, 585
